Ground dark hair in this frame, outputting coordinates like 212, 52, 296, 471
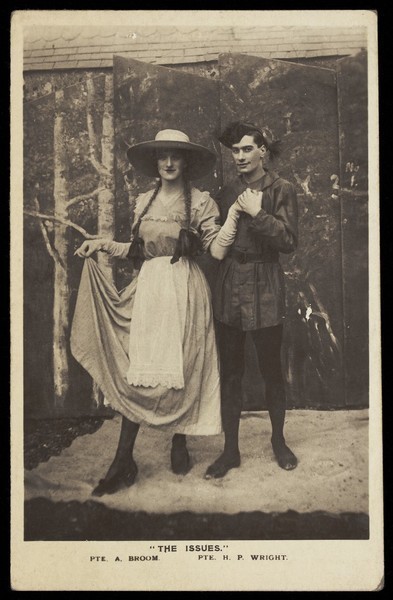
217, 121, 281, 159
128, 173, 201, 268
170, 176, 202, 264
127, 179, 162, 269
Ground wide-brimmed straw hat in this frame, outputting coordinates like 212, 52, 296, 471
126, 129, 217, 180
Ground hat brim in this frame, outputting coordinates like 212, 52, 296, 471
126, 140, 217, 180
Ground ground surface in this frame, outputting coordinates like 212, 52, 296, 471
24, 411, 369, 541
24, 416, 105, 470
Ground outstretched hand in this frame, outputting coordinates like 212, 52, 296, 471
74, 239, 104, 258
237, 188, 263, 218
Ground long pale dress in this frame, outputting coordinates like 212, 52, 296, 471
70, 187, 222, 435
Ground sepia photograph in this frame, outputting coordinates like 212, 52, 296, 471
11, 9, 382, 591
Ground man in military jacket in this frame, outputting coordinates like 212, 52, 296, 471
205, 121, 298, 479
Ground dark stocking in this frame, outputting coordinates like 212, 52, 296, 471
252, 325, 297, 470
92, 416, 140, 496
205, 323, 245, 479
266, 381, 297, 470
171, 433, 192, 475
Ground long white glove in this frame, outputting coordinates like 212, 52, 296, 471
100, 240, 132, 259
74, 238, 131, 259
210, 201, 241, 260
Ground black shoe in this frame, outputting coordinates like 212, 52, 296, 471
204, 453, 241, 479
271, 439, 297, 470
92, 460, 138, 497
171, 443, 192, 475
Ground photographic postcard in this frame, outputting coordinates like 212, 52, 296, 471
10, 9, 383, 592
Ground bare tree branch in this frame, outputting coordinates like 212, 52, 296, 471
88, 153, 108, 178
66, 186, 106, 208
24, 209, 101, 240
39, 218, 64, 266
31, 196, 66, 269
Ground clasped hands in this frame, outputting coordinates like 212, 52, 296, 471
233, 188, 263, 218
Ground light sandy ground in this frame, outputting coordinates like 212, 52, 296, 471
25, 410, 368, 514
